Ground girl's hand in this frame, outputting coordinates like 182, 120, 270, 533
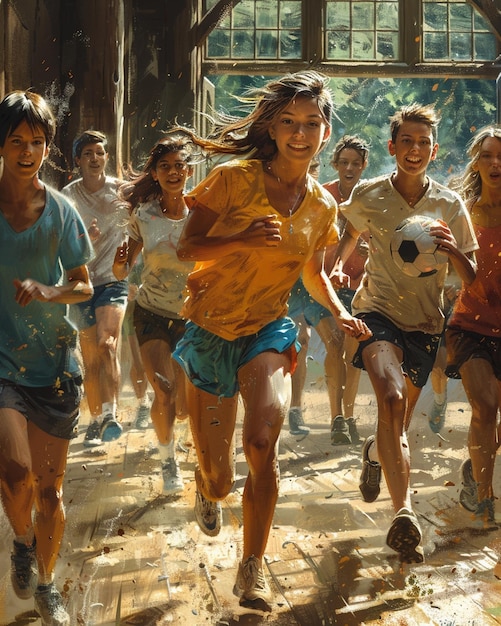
88, 218, 101, 242
113, 242, 129, 280
338, 311, 372, 341
243, 215, 282, 247
13, 278, 56, 306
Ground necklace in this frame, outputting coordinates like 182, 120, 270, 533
265, 161, 306, 234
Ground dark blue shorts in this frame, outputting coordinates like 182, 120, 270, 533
0, 377, 82, 440
352, 312, 441, 388
71, 280, 128, 330
173, 318, 299, 398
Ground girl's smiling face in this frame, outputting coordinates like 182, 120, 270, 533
152, 150, 192, 196
269, 95, 331, 166
0, 120, 49, 180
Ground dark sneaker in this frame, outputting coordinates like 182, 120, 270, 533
475, 498, 495, 523
429, 393, 447, 433
331, 415, 351, 445
83, 420, 102, 447
133, 404, 150, 429
346, 417, 362, 445
100, 414, 123, 442
11, 538, 38, 599
288, 407, 310, 436
386, 507, 424, 564
34, 583, 70, 626
161, 458, 184, 494
194, 489, 222, 536
359, 435, 381, 502
459, 458, 478, 512
233, 555, 272, 612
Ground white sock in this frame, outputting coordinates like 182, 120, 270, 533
159, 440, 175, 464
434, 391, 446, 405
368, 438, 379, 463
102, 401, 116, 418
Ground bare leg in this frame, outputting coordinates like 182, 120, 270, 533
0, 408, 35, 538
94, 304, 126, 413
140, 338, 177, 445
29, 423, 70, 583
316, 317, 344, 418
342, 334, 362, 419
290, 315, 310, 409
238, 350, 291, 561
460, 358, 500, 503
362, 340, 421, 514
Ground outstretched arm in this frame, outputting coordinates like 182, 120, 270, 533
302, 250, 371, 341
13, 264, 93, 306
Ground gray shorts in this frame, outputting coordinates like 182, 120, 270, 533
0, 377, 82, 440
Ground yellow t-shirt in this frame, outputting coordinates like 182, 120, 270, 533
182, 159, 339, 340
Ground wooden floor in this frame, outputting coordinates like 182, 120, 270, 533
1, 367, 501, 626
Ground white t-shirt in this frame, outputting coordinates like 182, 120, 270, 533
128, 199, 193, 318
340, 174, 478, 334
62, 176, 128, 286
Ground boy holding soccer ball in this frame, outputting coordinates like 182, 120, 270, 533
331, 104, 477, 563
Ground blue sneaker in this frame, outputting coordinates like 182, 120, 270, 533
100, 414, 123, 442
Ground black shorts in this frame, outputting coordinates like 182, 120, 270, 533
352, 312, 441, 388
133, 303, 186, 350
445, 327, 501, 380
0, 377, 83, 440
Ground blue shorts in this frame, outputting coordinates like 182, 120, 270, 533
0, 377, 82, 440
173, 318, 299, 398
71, 280, 128, 330
288, 279, 332, 327
352, 312, 441, 388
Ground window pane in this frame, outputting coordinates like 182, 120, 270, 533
326, 30, 350, 59
474, 12, 490, 31
232, 31, 255, 57
207, 30, 230, 57
352, 3, 374, 30
280, 30, 302, 58
377, 32, 398, 60
424, 32, 447, 60
449, 3, 472, 31
376, 1, 399, 30
423, 3, 447, 31
256, 1, 277, 28
327, 2, 350, 29
280, 1, 301, 28
474, 32, 495, 60
233, 0, 255, 28
451, 32, 471, 60
256, 30, 278, 57
353, 31, 375, 59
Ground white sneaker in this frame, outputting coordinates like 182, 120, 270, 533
233, 555, 272, 611
161, 459, 184, 494
34, 583, 70, 626
194, 489, 222, 536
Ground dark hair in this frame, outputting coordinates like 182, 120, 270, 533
389, 104, 440, 144
331, 134, 370, 165
121, 130, 198, 210
170, 71, 334, 161
72, 129, 108, 162
0, 90, 56, 147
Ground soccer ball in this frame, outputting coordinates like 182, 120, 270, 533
390, 215, 448, 278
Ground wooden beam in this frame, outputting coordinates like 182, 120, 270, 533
195, 0, 242, 46
470, 0, 501, 41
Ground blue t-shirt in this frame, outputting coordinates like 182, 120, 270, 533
0, 187, 93, 386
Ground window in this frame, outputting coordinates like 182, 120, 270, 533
206, 0, 302, 60
325, 0, 400, 61
423, 0, 496, 61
